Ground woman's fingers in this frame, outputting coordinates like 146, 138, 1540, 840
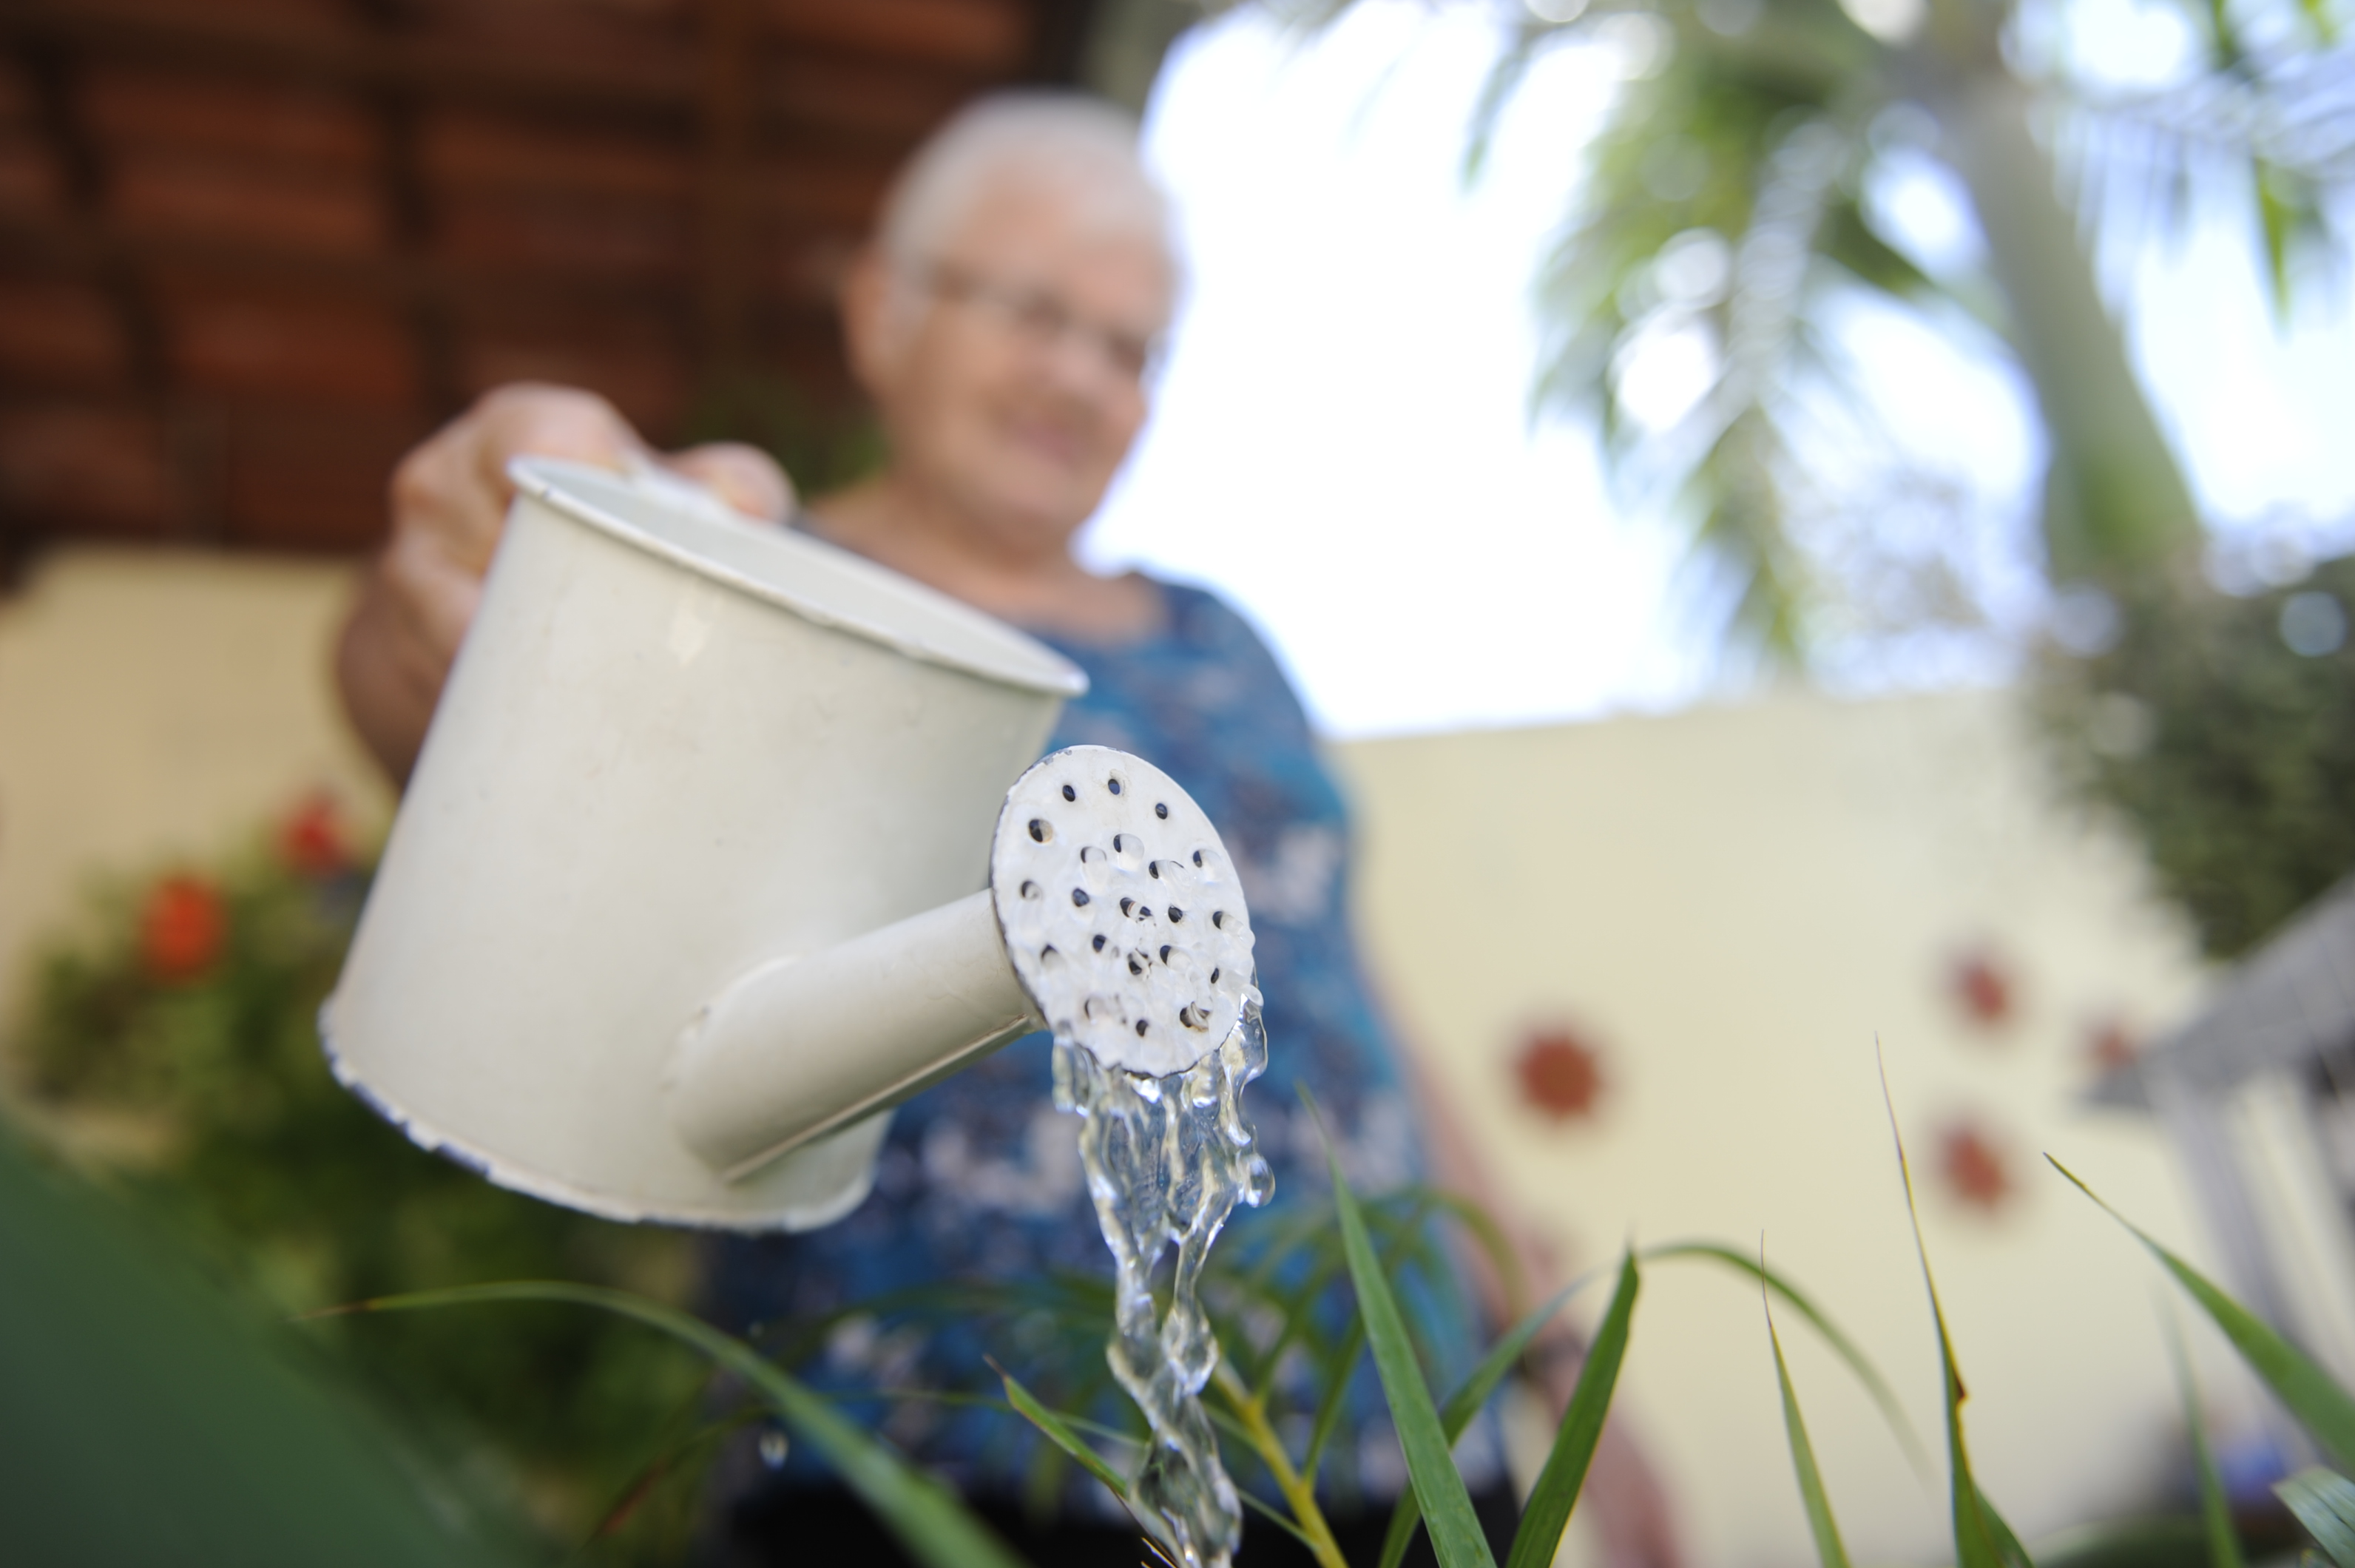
666, 441, 795, 521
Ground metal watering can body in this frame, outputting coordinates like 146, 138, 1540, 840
322, 459, 1090, 1231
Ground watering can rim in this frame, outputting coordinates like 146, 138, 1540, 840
510, 456, 1089, 700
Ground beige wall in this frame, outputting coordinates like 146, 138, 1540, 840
1337, 692, 2225, 1567
1, 555, 2244, 1564
0, 550, 392, 1033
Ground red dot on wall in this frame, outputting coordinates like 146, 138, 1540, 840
1515, 1027, 1605, 1122
1937, 1118, 2013, 1214
1946, 947, 2016, 1030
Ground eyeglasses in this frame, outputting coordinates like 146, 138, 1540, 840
913, 260, 1165, 384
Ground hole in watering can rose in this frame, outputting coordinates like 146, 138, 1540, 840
1072, 888, 1090, 907
1128, 954, 1145, 976
1155, 802, 1169, 819
1061, 784, 1076, 802
1212, 910, 1224, 928
1119, 897, 1134, 915
1135, 1018, 1149, 1036
1092, 934, 1107, 952
1020, 881, 1039, 899
1149, 861, 1161, 879
1040, 945, 1061, 967
1192, 850, 1204, 868
1085, 996, 1112, 1019
1107, 776, 1124, 795
1167, 906, 1184, 923
1160, 945, 1172, 962
1210, 967, 1220, 983
1080, 846, 1105, 865
1028, 819, 1052, 843
1180, 1004, 1206, 1030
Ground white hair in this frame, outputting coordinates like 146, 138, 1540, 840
877, 91, 1177, 273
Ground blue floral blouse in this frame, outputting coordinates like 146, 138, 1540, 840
708, 580, 1501, 1515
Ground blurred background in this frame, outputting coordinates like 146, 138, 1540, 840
4, 0, 2355, 1564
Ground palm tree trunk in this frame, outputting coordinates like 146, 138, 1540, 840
1928, 69, 2204, 581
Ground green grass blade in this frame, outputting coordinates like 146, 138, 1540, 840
339, 1282, 1031, 1568
993, 1362, 1132, 1504
2276, 1467, 2355, 1566
1301, 1318, 1365, 1485
1646, 1240, 1931, 1477
2165, 1311, 2246, 1568
1766, 1256, 1854, 1568
2051, 1157, 2355, 1471
1374, 1269, 1608, 1568
1318, 1101, 1499, 1568
1880, 1063, 2027, 1568
1504, 1250, 1638, 1568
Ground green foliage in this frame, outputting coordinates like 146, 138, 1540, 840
2037, 556, 2355, 958
2054, 1157, 2355, 1473
1504, 1251, 1638, 1568
2169, 1314, 2246, 1568
2, 820, 707, 1555
1765, 1253, 1854, 1568
2277, 1469, 2355, 1566
1442, 0, 2354, 658
357, 1281, 1033, 1568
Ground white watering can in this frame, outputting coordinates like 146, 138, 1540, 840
323, 460, 1259, 1231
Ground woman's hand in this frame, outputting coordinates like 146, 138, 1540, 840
335, 383, 792, 783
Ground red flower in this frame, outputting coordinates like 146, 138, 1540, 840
277, 791, 349, 878
1516, 1027, 1605, 1121
140, 874, 228, 984
1947, 947, 2016, 1030
1937, 1118, 2011, 1213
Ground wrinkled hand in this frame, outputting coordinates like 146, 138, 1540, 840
336, 383, 792, 782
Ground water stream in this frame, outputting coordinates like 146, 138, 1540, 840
1053, 1006, 1274, 1568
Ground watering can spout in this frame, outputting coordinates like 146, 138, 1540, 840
668, 742, 1263, 1189
669, 891, 1041, 1182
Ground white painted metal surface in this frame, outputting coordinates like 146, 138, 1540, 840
323, 459, 1084, 1230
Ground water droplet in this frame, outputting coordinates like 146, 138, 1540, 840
758, 1429, 789, 1469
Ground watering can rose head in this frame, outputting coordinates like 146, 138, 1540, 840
990, 746, 1257, 1080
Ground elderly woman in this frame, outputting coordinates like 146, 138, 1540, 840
338, 94, 1677, 1568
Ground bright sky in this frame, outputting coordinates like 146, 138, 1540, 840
1076, 0, 2355, 739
